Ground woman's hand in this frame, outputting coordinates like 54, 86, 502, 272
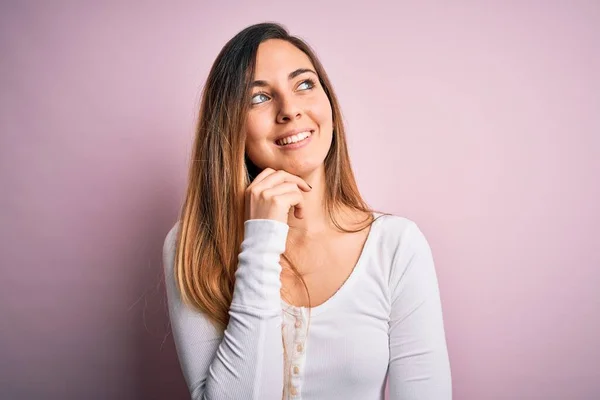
244, 168, 312, 224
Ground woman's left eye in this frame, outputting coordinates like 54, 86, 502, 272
297, 79, 315, 91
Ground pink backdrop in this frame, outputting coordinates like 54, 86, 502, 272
1, 2, 598, 399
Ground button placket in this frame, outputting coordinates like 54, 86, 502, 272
288, 306, 307, 398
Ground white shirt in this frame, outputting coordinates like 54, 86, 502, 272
163, 212, 452, 399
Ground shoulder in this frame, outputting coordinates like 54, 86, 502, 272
374, 214, 440, 303
373, 212, 425, 248
373, 212, 434, 273
162, 221, 181, 274
165, 220, 180, 244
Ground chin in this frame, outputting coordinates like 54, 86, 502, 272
283, 160, 325, 178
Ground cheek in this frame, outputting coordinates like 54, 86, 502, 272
309, 94, 333, 126
245, 113, 270, 143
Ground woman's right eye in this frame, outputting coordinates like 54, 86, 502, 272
251, 93, 269, 105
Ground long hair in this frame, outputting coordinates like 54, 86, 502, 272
172, 21, 387, 390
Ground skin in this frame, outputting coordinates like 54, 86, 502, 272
245, 39, 335, 236
244, 39, 371, 305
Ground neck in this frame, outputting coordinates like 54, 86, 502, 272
286, 166, 334, 237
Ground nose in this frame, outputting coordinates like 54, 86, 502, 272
276, 94, 302, 123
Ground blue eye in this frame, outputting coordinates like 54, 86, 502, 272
298, 79, 316, 91
251, 93, 269, 105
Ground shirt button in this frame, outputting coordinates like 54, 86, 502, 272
296, 343, 303, 352
294, 320, 301, 328
290, 386, 298, 396
293, 365, 300, 374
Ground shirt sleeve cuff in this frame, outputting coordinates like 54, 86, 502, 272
230, 219, 289, 310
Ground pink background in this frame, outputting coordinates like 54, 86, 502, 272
1, 2, 599, 399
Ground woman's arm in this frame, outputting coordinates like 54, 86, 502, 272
388, 221, 452, 399
163, 219, 288, 400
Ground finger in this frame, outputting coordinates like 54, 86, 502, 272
293, 205, 304, 219
258, 170, 312, 192
262, 184, 305, 219
260, 182, 301, 198
273, 191, 304, 219
249, 167, 277, 186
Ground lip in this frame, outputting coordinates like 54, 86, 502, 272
274, 130, 314, 150
273, 128, 315, 144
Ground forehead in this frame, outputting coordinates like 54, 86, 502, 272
254, 39, 314, 78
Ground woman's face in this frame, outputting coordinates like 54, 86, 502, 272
244, 39, 333, 178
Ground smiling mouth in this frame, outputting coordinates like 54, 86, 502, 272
275, 130, 313, 146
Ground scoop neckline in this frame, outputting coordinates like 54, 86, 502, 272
280, 211, 384, 317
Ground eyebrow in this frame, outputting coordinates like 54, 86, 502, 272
251, 68, 317, 88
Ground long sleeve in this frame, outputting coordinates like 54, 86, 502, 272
162, 219, 289, 400
388, 221, 452, 399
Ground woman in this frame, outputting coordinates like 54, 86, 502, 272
163, 22, 452, 399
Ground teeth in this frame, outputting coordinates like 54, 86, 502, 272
276, 131, 311, 146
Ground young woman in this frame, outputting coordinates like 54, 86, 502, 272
163, 22, 452, 400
